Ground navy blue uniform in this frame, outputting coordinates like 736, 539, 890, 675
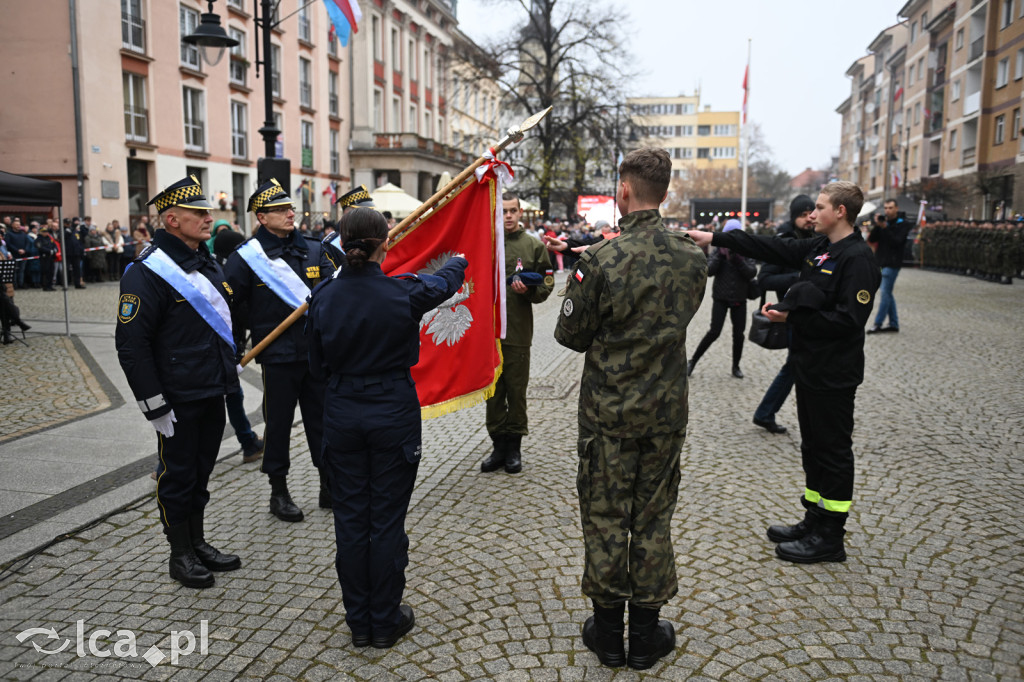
319, 232, 347, 277
713, 229, 880, 511
307, 256, 467, 639
224, 228, 326, 478
115, 230, 239, 527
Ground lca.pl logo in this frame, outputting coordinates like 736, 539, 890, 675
16, 620, 209, 667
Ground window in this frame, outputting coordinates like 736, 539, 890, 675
391, 96, 401, 132
329, 71, 339, 117
330, 129, 340, 175
1017, 48, 1024, 80
997, 58, 1010, 88
918, 58, 925, 83
123, 72, 148, 142
680, 148, 694, 159
424, 47, 432, 88
697, 125, 710, 136
909, 63, 915, 86
1012, 108, 1021, 140
226, 0, 243, 7
231, 101, 247, 159
408, 39, 417, 80
391, 28, 400, 68
949, 128, 958, 151
372, 15, 381, 60
911, 144, 918, 168
678, 125, 694, 136
373, 88, 383, 130
437, 116, 444, 143
409, 104, 418, 133
697, 147, 709, 159
922, 12, 928, 27
711, 147, 736, 159
910, 21, 917, 43
271, 45, 281, 97
298, 0, 311, 42
1001, 0, 1013, 28
299, 57, 312, 107
327, 28, 338, 57
952, 79, 961, 101
955, 28, 964, 50
122, 0, 145, 53
995, 114, 1005, 144
229, 27, 247, 86
914, 102, 921, 125
180, 5, 200, 68
182, 86, 205, 151
301, 120, 314, 168
713, 124, 737, 136
424, 111, 431, 139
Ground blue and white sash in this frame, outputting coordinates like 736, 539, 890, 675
143, 248, 236, 353
236, 239, 310, 312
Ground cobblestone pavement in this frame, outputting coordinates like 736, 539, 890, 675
0, 269, 1022, 680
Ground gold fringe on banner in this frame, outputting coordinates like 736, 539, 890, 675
420, 340, 504, 420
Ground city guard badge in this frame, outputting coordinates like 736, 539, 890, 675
118, 294, 140, 323
562, 299, 574, 316
856, 289, 871, 304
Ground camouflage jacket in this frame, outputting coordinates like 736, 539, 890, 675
554, 209, 707, 438
503, 228, 554, 347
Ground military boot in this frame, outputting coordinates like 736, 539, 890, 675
582, 601, 625, 667
269, 475, 304, 522
766, 497, 816, 543
504, 435, 522, 474
188, 513, 241, 572
480, 435, 507, 472
627, 603, 675, 670
165, 523, 215, 588
775, 510, 847, 564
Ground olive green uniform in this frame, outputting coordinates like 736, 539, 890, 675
485, 228, 553, 437
554, 209, 707, 608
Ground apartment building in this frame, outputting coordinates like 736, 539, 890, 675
838, 0, 1024, 218
628, 94, 741, 179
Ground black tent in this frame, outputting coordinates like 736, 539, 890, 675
0, 170, 63, 207
0, 169, 69, 335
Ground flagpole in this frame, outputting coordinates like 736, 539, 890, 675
739, 39, 750, 231
239, 107, 553, 366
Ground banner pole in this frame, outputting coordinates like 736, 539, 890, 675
239, 107, 553, 366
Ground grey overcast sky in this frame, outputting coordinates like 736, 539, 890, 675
455, 0, 906, 177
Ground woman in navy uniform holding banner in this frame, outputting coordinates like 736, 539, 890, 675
115, 175, 242, 589
225, 179, 327, 523
307, 208, 467, 649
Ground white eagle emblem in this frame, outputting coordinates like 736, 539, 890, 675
418, 251, 473, 346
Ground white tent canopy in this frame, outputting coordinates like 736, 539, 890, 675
371, 183, 422, 219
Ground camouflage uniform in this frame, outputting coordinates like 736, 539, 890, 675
485, 227, 553, 437
554, 209, 707, 608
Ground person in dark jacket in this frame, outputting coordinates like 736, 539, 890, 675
35, 226, 58, 291
751, 195, 816, 434
687, 181, 881, 565
225, 179, 326, 523
866, 198, 910, 333
308, 208, 467, 649
115, 175, 242, 589
64, 219, 85, 288
687, 219, 757, 379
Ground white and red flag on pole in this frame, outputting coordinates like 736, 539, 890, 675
383, 172, 505, 419
742, 65, 749, 124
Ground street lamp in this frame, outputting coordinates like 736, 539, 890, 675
181, 0, 238, 66
183, 0, 292, 193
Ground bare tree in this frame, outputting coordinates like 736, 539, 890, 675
483, 0, 632, 216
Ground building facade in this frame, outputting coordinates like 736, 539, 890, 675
838, 0, 1024, 218
628, 94, 741, 179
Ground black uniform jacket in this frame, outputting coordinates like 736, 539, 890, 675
307, 257, 468, 381
224, 227, 324, 364
319, 232, 348, 277
713, 229, 881, 391
868, 217, 911, 269
115, 229, 239, 420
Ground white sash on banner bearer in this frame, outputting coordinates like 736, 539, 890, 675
236, 239, 311, 312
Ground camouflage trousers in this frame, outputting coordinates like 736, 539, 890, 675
576, 426, 685, 609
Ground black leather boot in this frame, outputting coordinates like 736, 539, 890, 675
188, 514, 241, 572
775, 510, 847, 564
165, 523, 215, 588
371, 604, 415, 649
269, 475, 304, 522
582, 601, 625, 667
480, 435, 507, 472
504, 435, 522, 474
627, 603, 675, 670
766, 497, 816, 543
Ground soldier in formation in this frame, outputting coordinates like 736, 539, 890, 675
918, 218, 1022, 284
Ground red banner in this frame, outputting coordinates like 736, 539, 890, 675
384, 176, 503, 419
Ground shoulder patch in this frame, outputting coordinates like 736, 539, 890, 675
562, 298, 574, 316
856, 289, 871, 304
118, 293, 140, 323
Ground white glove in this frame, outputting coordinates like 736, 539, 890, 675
149, 410, 177, 438
236, 363, 245, 375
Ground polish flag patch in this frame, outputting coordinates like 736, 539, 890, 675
574, 269, 585, 283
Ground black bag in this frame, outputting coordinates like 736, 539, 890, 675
748, 293, 788, 349
746, 277, 760, 300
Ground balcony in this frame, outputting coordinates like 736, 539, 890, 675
357, 132, 475, 167
933, 67, 946, 87
928, 160, 940, 176
963, 91, 981, 116
969, 37, 984, 62
930, 111, 944, 133
963, 146, 976, 166
122, 14, 145, 53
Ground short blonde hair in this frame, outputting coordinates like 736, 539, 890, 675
820, 181, 864, 223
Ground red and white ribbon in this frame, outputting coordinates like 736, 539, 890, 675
475, 148, 514, 185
